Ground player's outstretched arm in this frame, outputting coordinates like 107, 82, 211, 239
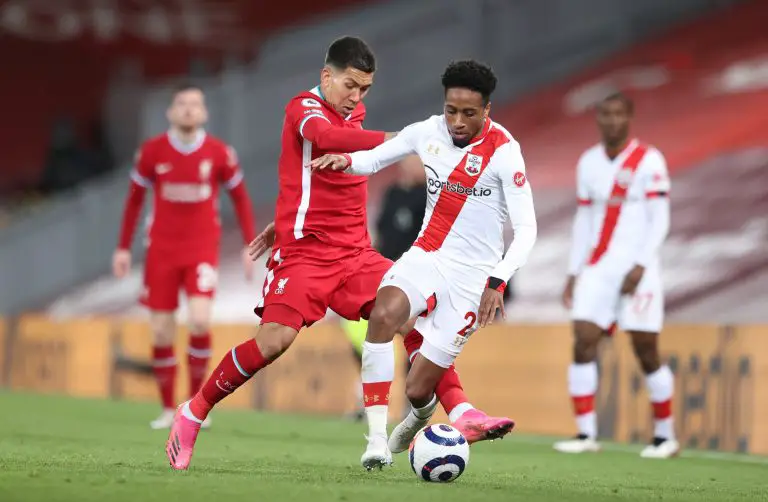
300, 112, 393, 152
311, 123, 421, 176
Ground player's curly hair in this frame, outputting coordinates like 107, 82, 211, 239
441, 60, 497, 105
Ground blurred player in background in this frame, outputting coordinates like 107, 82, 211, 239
113, 84, 256, 429
312, 60, 537, 468
166, 38, 513, 471
555, 92, 677, 458
341, 155, 427, 421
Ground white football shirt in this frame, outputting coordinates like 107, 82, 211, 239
568, 138, 671, 275
345, 115, 537, 296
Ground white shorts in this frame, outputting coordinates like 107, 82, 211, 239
571, 262, 664, 333
379, 247, 481, 368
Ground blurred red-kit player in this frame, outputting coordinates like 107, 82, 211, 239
113, 84, 257, 429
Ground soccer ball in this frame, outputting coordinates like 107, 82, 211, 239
408, 424, 470, 482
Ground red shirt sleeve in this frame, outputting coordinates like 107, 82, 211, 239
218, 144, 256, 244
117, 146, 152, 249
290, 97, 385, 152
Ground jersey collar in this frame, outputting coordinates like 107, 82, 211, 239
310, 86, 352, 121
604, 138, 639, 162
167, 129, 206, 154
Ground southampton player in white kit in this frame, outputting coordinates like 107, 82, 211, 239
312, 60, 537, 468
555, 92, 679, 459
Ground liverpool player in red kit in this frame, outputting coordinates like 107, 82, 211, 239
114, 85, 256, 429
165, 37, 512, 471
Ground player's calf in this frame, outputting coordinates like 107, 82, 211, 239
405, 374, 437, 409
629, 331, 661, 374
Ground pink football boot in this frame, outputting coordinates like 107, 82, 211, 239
166, 404, 202, 470
452, 409, 515, 444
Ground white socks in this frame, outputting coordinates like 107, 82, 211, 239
361, 341, 395, 438
448, 402, 474, 423
568, 362, 598, 439
646, 365, 675, 440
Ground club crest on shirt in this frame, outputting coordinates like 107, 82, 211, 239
199, 159, 212, 181
465, 154, 483, 176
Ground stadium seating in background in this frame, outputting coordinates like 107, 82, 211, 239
493, 0, 768, 324
0, 0, 377, 195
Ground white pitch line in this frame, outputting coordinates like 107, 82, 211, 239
508, 434, 768, 465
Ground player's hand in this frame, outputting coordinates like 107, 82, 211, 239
384, 132, 398, 141
248, 221, 275, 261
621, 265, 645, 295
241, 246, 254, 281
112, 249, 131, 279
562, 275, 577, 309
478, 288, 506, 328
310, 154, 349, 172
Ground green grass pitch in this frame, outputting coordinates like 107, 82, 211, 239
0, 392, 766, 502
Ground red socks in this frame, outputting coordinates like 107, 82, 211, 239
152, 346, 177, 410
402, 329, 469, 416
189, 338, 269, 420
187, 333, 212, 398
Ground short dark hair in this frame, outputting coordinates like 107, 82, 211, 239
441, 60, 497, 105
601, 91, 634, 114
171, 83, 203, 99
325, 36, 376, 73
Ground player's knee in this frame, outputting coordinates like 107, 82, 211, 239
187, 315, 210, 336
368, 303, 407, 341
573, 321, 602, 363
255, 324, 298, 360
150, 313, 176, 346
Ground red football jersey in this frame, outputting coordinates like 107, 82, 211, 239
121, 131, 250, 250
273, 87, 386, 252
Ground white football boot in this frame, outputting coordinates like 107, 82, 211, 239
553, 434, 601, 453
640, 437, 680, 459
150, 409, 176, 430
361, 434, 392, 470
388, 396, 437, 453
388, 411, 431, 453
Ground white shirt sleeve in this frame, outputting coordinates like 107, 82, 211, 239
489, 142, 538, 283
567, 156, 593, 275
346, 121, 423, 176
635, 149, 671, 267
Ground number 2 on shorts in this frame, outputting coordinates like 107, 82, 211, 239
458, 312, 477, 337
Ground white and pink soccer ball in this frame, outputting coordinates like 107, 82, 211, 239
408, 424, 470, 483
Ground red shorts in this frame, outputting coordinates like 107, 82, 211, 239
141, 244, 219, 311
255, 240, 393, 331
